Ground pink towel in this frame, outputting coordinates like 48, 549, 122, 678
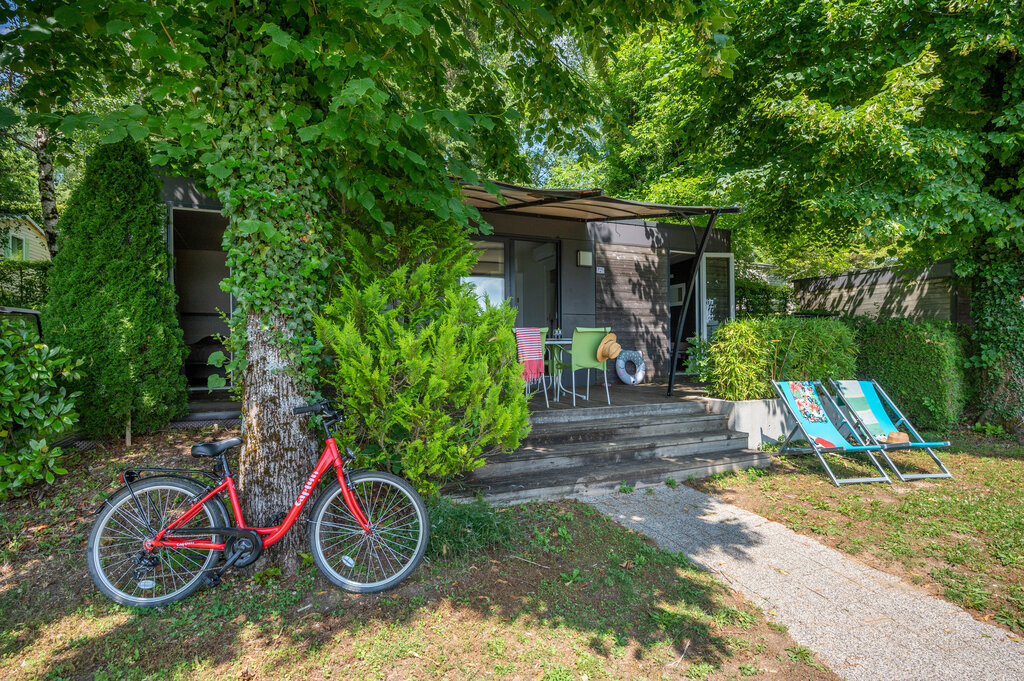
514, 327, 544, 382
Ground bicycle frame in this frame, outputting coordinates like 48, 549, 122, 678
145, 437, 371, 552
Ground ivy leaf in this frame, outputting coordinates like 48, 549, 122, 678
208, 351, 226, 368
209, 162, 232, 179
208, 374, 227, 389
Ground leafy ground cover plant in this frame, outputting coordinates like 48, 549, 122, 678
851, 317, 968, 432
0, 318, 81, 498
692, 432, 1024, 634
697, 317, 857, 400
315, 220, 529, 494
0, 428, 838, 681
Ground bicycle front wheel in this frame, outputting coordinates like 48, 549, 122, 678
308, 471, 429, 593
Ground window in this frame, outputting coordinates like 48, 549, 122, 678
6, 234, 27, 261
464, 241, 507, 307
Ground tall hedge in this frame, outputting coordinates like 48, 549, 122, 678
851, 318, 967, 433
46, 140, 188, 440
697, 317, 857, 400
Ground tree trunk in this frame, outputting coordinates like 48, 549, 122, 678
33, 127, 59, 257
236, 312, 318, 570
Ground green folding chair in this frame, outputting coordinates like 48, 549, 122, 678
829, 379, 953, 482
773, 380, 891, 486
555, 327, 611, 407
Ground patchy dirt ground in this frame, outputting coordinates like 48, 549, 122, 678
690, 432, 1024, 639
1, 428, 838, 680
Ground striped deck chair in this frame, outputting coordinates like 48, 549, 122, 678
829, 380, 953, 482
773, 380, 891, 486
515, 327, 549, 408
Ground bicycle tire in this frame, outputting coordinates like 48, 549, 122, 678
86, 476, 224, 607
308, 471, 429, 593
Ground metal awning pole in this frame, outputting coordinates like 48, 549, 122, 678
667, 212, 719, 397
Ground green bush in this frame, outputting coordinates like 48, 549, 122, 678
735, 276, 792, 318
851, 318, 967, 432
45, 140, 188, 440
315, 220, 530, 494
0, 318, 81, 498
698, 317, 857, 400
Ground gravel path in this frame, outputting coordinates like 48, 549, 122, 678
581, 485, 1024, 681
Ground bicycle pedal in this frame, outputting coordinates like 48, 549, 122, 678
203, 572, 222, 588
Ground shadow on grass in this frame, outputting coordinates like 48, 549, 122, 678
1, 499, 758, 681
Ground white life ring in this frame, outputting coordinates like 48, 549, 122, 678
615, 350, 646, 385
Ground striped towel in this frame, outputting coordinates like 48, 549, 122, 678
514, 327, 544, 382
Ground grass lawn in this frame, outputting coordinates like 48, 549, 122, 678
0, 428, 838, 681
691, 432, 1024, 638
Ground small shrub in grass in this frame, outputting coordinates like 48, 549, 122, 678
427, 496, 514, 560
850, 318, 967, 432
0, 318, 82, 498
699, 317, 857, 400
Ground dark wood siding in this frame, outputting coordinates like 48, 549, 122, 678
792, 261, 972, 325
595, 243, 670, 379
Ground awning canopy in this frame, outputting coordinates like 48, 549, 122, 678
461, 181, 741, 223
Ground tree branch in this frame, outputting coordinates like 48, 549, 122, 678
0, 128, 35, 152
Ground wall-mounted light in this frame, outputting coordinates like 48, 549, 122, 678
577, 250, 593, 267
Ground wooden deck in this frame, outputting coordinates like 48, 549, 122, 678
528, 379, 708, 412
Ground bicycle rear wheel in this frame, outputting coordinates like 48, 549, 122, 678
87, 476, 222, 607
308, 471, 429, 593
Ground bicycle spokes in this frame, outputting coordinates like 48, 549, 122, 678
314, 475, 425, 589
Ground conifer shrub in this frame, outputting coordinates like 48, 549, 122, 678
315, 220, 529, 494
45, 140, 188, 440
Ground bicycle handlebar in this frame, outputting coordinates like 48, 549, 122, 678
293, 400, 330, 415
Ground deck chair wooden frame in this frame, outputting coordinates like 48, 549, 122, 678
773, 380, 892, 486
828, 379, 953, 482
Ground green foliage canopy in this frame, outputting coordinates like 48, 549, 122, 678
587, 1, 1022, 274
46, 140, 188, 438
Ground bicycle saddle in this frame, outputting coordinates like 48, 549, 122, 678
191, 437, 243, 458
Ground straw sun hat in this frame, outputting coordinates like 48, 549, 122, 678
597, 333, 622, 362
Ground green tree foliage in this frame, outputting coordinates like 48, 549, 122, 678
851, 318, 967, 433
590, 1, 1023, 433
46, 140, 187, 440
0, 318, 81, 498
315, 220, 529, 494
697, 317, 857, 400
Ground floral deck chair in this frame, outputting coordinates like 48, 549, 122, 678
772, 380, 892, 486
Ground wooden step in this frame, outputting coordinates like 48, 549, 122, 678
524, 413, 729, 445
474, 430, 749, 480
448, 449, 770, 505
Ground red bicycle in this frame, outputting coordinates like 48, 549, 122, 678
86, 401, 429, 607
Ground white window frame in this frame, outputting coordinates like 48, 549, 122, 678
7, 234, 28, 261
697, 252, 735, 339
